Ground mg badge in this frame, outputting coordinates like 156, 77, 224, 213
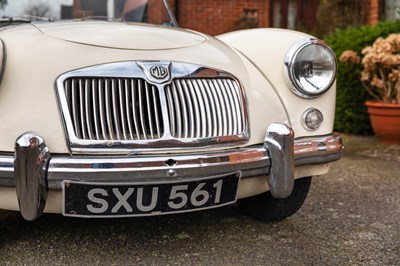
150, 65, 168, 79
138, 61, 171, 84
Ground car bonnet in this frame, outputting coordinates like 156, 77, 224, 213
33, 21, 208, 50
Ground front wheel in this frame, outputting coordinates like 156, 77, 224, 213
237, 176, 312, 222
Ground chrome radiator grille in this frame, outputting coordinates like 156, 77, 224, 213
57, 61, 248, 153
166, 78, 244, 138
64, 78, 163, 141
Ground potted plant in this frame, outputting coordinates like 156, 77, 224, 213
340, 34, 400, 144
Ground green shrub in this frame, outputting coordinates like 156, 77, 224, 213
324, 20, 400, 135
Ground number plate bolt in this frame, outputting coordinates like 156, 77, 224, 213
167, 169, 177, 177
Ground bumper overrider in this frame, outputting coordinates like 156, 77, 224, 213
0, 123, 343, 221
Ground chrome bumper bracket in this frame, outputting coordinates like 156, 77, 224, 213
264, 123, 295, 199
15, 132, 51, 221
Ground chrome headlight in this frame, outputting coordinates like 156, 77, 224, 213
284, 38, 337, 98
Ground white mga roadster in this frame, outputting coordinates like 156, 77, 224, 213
0, 0, 343, 221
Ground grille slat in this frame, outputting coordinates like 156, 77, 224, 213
92, 80, 100, 140
131, 80, 140, 140
118, 79, 128, 140
85, 79, 94, 140
145, 82, 154, 139
79, 79, 88, 140
111, 79, 121, 140
152, 86, 161, 139
124, 79, 134, 140
170, 83, 182, 138
166, 87, 176, 137
138, 80, 147, 139
62, 76, 245, 144
99, 80, 108, 140
71, 79, 81, 139
105, 80, 115, 140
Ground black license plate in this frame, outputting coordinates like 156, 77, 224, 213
62, 173, 240, 218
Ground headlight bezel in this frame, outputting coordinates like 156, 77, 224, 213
284, 38, 337, 99
0, 38, 6, 86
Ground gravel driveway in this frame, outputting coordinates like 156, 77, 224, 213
0, 135, 399, 265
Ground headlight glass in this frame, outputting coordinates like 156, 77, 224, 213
284, 39, 337, 98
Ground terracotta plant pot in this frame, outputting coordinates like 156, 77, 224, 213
365, 100, 400, 144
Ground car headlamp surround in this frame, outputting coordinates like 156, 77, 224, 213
0, 39, 6, 86
284, 38, 337, 99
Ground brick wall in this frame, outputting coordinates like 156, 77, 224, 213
297, 0, 319, 32
147, 0, 168, 24
368, 0, 380, 25
177, 0, 271, 36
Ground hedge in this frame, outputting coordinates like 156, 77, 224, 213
324, 20, 400, 135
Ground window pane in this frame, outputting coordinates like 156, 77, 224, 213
385, 0, 400, 20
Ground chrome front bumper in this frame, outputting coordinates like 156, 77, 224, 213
0, 123, 343, 221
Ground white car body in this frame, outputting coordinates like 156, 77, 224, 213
0, 1, 342, 221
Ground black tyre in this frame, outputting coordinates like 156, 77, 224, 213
237, 176, 312, 222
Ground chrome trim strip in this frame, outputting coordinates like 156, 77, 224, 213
0, 38, 7, 87
0, 134, 343, 190
294, 134, 343, 166
0, 155, 13, 179
47, 147, 268, 190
